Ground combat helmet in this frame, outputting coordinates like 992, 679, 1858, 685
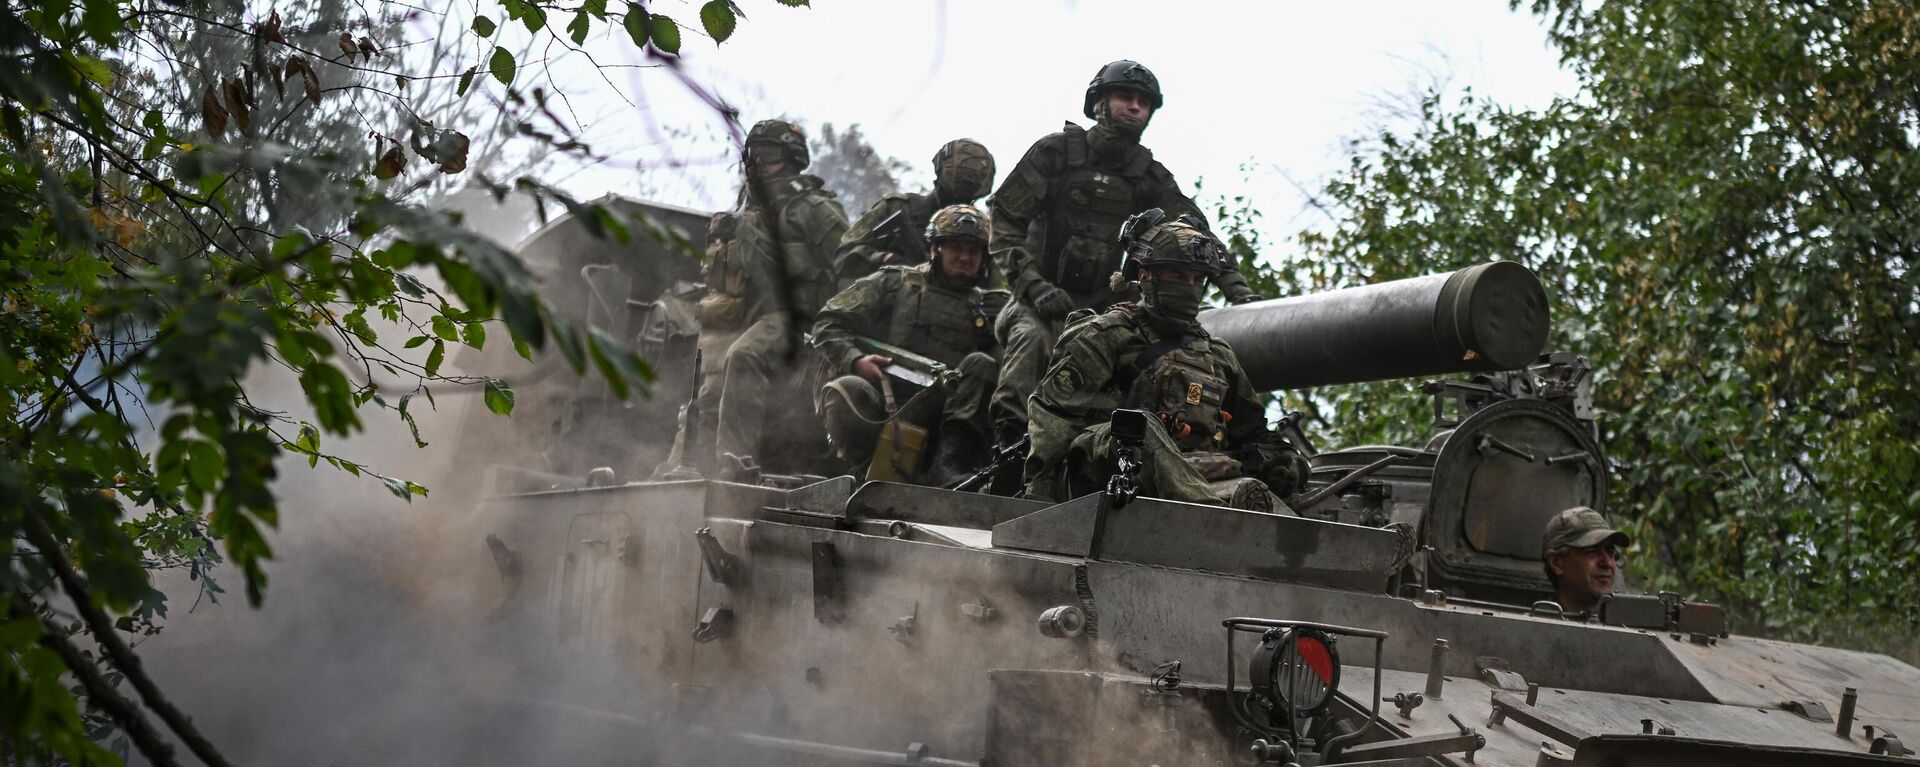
1115, 207, 1229, 278
925, 204, 992, 284
932, 139, 996, 202
745, 119, 810, 171
924, 203, 992, 245
1083, 60, 1164, 119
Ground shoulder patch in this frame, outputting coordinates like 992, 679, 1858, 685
1049, 365, 1086, 392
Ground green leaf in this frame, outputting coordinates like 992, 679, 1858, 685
456, 65, 478, 96
567, 9, 591, 44
461, 322, 487, 350
700, 1, 736, 43
430, 314, 458, 341
650, 14, 681, 54
623, 3, 650, 47
772, 0, 807, 6
402, 334, 430, 349
185, 441, 223, 495
483, 378, 516, 415
521, 4, 547, 33
488, 48, 517, 86
70, 54, 114, 87
472, 14, 496, 37
425, 339, 446, 377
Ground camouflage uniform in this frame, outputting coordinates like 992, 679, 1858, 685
834, 139, 996, 284
813, 205, 1007, 476
990, 60, 1260, 433
1023, 214, 1305, 509
667, 120, 849, 474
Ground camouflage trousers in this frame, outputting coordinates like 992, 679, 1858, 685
989, 299, 1061, 428
662, 313, 819, 474
819, 352, 997, 468
1025, 418, 1285, 513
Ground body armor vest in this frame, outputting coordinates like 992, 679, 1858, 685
881, 266, 995, 367
1121, 327, 1231, 451
696, 206, 774, 330
1043, 123, 1154, 301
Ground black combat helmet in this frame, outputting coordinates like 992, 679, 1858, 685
932, 139, 996, 202
744, 119, 810, 172
1083, 60, 1164, 119
1116, 207, 1228, 277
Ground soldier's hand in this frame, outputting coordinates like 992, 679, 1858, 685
1029, 284, 1076, 320
1229, 291, 1265, 305
854, 354, 893, 385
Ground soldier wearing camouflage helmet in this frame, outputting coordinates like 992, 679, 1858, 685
662, 119, 849, 477
1023, 209, 1306, 510
812, 204, 1009, 485
989, 60, 1263, 462
835, 138, 997, 284
1542, 506, 1632, 615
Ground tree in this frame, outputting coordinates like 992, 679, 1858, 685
1228, 0, 1919, 655
0, 0, 769, 762
808, 121, 908, 216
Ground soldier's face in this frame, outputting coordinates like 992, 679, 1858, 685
1143, 266, 1207, 286
746, 146, 786, 179
935, 240, 985, 280
1549, 544, 1620, 605
1104, 90, 1153, 126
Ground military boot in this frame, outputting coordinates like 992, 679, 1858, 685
921, 423, 988, 489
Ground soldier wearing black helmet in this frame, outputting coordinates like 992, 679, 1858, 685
812, 204, 1008, 485
988, 60, 1263, 465
835, 138, 997, 284
1022, 209, 1305, 509
660, 119, 849, 478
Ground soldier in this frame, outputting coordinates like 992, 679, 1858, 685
989, 59, 1263, 452
663, 119, 849, 477
1023, 210, 1307, 510
1541, 506, 1631, 616
813, 204, 1006, 485
835, 139, 997, 283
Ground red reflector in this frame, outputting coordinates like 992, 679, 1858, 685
1297, 638, 1335, 684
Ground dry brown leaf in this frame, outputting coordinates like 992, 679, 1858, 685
201, 85, 228, 139
338, 33, 357, 58
374, 144, 406, 179
222, 78, 251, 134
358, 36, 378, 61
262, 10, 286, 44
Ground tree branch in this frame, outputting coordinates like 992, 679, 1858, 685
19, 511, 239, 767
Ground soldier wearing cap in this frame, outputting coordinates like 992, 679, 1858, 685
1541, 506, 1632, 615
1022, 209, 1307, 510
987, 60, 1266, 465
834, 139, 997, 284
812, 204, 1007, 485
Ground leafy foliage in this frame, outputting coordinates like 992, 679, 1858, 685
1223, 0, 1919, 655
0, 0, 793, 762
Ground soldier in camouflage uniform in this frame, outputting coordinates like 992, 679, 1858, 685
813, 205, 1008, 484
990, 60, 1263, 449
663, 119, 849, 477
834, 139, 997, 284
1024, 210, 1307, 510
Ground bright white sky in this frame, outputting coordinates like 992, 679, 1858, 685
531, 0, 1577, 258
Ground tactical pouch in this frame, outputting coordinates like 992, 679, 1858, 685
865, 419, 930, 483
694, 293, 748, 330
1054, 235, 1118, 296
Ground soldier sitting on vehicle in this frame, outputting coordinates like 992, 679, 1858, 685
812, 205, 1009, 486
1541, 506, 1631, 615
1022, 209, 1308, 510
834, 139, 996, 285
988, 60, 1264, 460
657, 119, 849, 479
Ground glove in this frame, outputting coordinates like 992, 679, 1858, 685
1029, 283, 1075, 321
1229, 291, 1265, 305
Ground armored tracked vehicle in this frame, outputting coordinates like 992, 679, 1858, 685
453, 198, 1920, 767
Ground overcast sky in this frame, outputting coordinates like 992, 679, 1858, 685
524, 0, 1578, 256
